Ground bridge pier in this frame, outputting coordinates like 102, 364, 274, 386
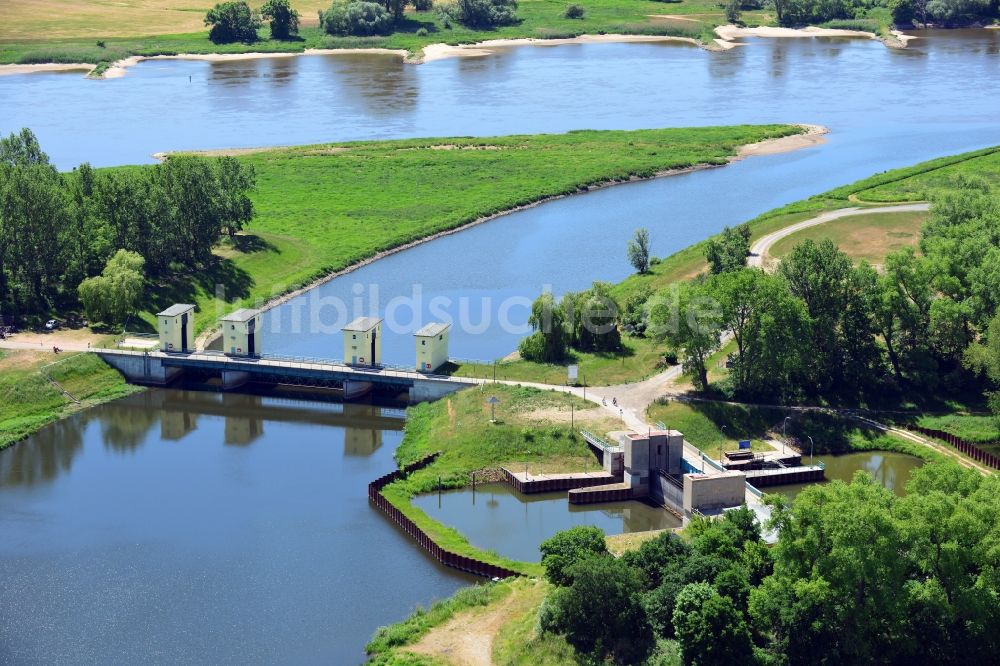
222, 370, 251, 390
343, 380, 374, 400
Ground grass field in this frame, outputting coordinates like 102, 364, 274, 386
0, 350, 139, 449
448, 334, 669, 386
380, 384, 620, 575
646, 399, 785, 454
125, 125, 802, 332
0, 0, 778, 67
767, 210, 926, 264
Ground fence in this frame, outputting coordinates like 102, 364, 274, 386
909, 425, 1000, 471
368, 453, 521, 580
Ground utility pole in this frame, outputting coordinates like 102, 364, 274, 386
782, 416, 791, 455
808, 435, 815, 465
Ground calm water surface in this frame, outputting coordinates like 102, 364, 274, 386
0, 391, 471, 664
412, 483, 680, 562
0, 30, 997, 663
767, 451, 925, 499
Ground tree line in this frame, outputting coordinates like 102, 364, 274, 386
536, 462, 1000, 665
644, 177, 1000, 411
0, 129, 256, 325
730, 0, 1000, 29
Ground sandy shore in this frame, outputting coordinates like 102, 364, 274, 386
714, 23, 916, 50
715, 24, 877, 42
196, 123, 827, 346
420, 34, 705, 63
0, 62, 93, 77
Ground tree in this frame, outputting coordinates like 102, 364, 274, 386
0, 139, 70, 310
204, 1, 261, 43
449, 0, 520, 27
215, 156, 256, 238
722, 0, 743, 23
539, 526, 610, 586
78, 250, 146, 325
649, 282, 722, 390
926, 0, 992, 23
769, 0, 788, 24
562, 282, 621, 352
673, 582, 754, 665
709, 268, 809, 398
627, 227, 650, 274
541, 556, 655, 665
520, 292, 568, 362
704, 223, 750, 274
261, 0, 300, 38
321, 1, 394, 35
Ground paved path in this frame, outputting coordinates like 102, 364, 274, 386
748, 203, 931, 269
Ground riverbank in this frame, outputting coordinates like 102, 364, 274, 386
125, 125, 809, 337
0, 350, 140, 450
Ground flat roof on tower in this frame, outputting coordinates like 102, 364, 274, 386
343, 316, 382, 332
220, 308, 259, 323
157, 304, 195, 317
414, 322, 450, 337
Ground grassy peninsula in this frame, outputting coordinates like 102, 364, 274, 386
136, 125, 803, 331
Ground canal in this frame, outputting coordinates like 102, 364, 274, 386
1, 28, 998, 664
766, 450, 926, 500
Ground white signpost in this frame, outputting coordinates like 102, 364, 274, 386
568, 364, 579, 383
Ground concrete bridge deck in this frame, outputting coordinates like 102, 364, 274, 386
96, 348, 477, 402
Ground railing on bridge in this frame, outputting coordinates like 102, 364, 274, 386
580, 430, 621, 453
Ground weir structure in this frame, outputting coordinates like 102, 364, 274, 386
97, 348, 476, 403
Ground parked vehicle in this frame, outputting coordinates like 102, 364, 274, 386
44, 319, 59, 331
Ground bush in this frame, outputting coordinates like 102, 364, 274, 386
452, 0, 520, 28
416, 27, 429, 36
564, 3, 585, 18
414, 0, 434, 9
204, 1, 261, 43
320, 1, 394, 36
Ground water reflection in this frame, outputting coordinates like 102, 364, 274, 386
413, 483, 681, 562
0, 390, 399, 487
0, 388, 465, 664
768, 451, 925, 500
0, 419, 83, 486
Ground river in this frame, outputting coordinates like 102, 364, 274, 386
1, 29, 999, 664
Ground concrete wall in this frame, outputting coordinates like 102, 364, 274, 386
99, 352, 183, 386
416, 329, 449, 372
408, 378, 466, 403
683, 471, 747, 513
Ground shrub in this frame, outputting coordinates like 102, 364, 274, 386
452, 0, 520, 28
320, 1, 394, 36
96, 40, 106, 48
414, 0, 434, 10
416, 27, 429, 36
564, 3, 585, 18
204, 1, 261, 43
